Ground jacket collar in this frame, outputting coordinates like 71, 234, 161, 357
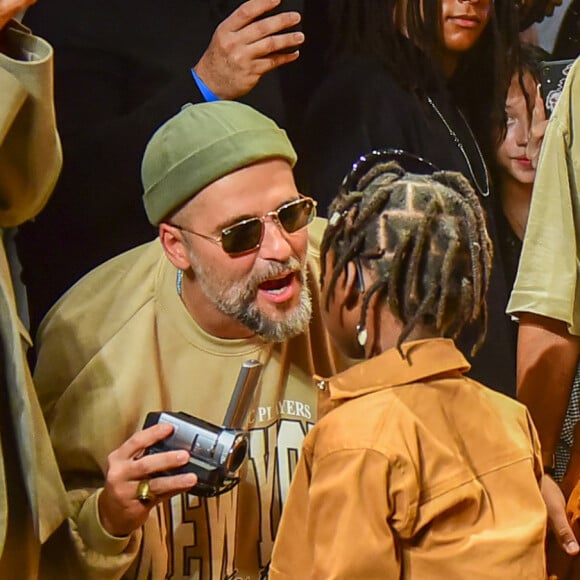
317, 338, 470, 403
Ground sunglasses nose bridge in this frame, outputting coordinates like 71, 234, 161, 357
262, 209, 285, 233
258, 209, 295, 255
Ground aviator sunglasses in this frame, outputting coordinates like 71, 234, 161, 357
170, 196, 317, 256
341, 148, 440, 192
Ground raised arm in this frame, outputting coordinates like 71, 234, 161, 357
194, 0, 304, 100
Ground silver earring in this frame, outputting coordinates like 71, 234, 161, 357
356, 324, 368, 347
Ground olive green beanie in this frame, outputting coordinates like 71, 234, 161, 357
141, 101, 297, 225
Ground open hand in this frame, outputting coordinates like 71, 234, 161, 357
193, 0, 304, 100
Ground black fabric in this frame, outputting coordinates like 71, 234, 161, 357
297, 53, 517, 397
296, 54, 488, 208
494, 203, 523, 350
17, 0, 294, 334
552, 0, 580, 60
0, 330, 33, 570
494, 206, 523, 299
281, 0, 333, 144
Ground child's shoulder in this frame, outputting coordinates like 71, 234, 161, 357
307, 385, 419, 459
309, 375, 534, 461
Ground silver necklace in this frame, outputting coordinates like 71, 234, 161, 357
426, 95, 490, 197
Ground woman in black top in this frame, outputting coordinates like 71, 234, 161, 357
298, 0, 521, 396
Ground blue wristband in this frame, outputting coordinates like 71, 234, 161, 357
191, 69, 220, 102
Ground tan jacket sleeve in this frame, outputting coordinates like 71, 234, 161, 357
508, 58, 580, 333
0, 20, 61, 227
0, 17, 69, 567
41, 488, 143, 580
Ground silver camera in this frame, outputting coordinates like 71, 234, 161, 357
143, 360, 263, 497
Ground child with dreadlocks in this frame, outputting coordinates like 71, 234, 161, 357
269, 158, 547, 579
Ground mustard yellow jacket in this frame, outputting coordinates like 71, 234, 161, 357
271, 338, 547, 579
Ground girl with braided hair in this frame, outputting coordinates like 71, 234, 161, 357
270, 156, 547, 579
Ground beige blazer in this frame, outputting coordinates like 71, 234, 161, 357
0, 19, 69, 576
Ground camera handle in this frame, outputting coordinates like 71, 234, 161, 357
222, 359, 263, 430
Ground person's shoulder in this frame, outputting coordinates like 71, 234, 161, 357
305, 216, 326, 284
65, 239, 161, 291
472, 383, 541, 455
569, 56, 580, 75
34, 240, 167, 411
567, 57, 580, 98
465, 377, 534, 429
309, 54, 407, 106
549, 57, 580, 127
303, 53, 418, 147
306, 216, 326, 258
310, 382, 408, 455
39, 240, 163, 337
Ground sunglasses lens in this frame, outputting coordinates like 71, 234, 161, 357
221, 219, 263, 255
220, 198, 316, 255
343, 149, 438, 191
278, 199, 315, 233
398, 152, 437, 174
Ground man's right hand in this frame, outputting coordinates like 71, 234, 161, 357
193, 0, 304, 100
98, 423, 197, 537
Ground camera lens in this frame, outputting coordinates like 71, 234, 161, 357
225, 435, 248, 473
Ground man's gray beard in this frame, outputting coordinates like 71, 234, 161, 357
191, 256, 312, 342
233, 276, 312, 342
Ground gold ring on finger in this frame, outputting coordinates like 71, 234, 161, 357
136, 479, 155, 505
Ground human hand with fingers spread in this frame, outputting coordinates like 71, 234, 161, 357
527, 85, 549, 170
98, 422, 197, 537
0, 0, 36, 29
193, 0, 304, 100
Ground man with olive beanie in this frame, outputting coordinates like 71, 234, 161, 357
33, 101, 342, 579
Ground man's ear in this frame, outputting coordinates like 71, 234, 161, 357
159, 223, 191, 270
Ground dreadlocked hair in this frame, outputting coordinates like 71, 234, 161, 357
321, 161, 493, 357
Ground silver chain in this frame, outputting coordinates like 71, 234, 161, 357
426, 96, 490, 197
176, 268, 183, 296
